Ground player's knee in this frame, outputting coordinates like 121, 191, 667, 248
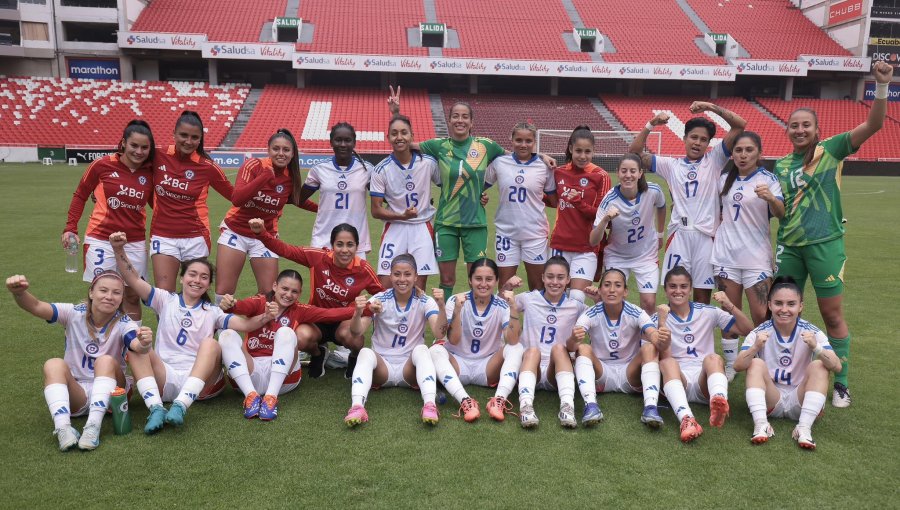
704, 353, 724, 368
218, 329, 241, 349
821, 310, 845, 331
747, 357, 767, 375
522, 347, 541, 364
199, 337, 221, 354
658, 357, 679, 374
275, 327, 297, 348
550, 343, 568, 355
429, 342, 449, 359
43, 357, 67, 375
808, 359, 827, 375
576, 343, 592, 357
92, 355, 118, 374
640, 342, 659, 361
358, 347, 377, 366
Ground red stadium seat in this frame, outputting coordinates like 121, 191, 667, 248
132, 0, 287, 43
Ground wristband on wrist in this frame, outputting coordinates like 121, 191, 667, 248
645, 121, 654, 131
656, 232, 663, 239
813, 345, 824, 358
875, 82, 889, 99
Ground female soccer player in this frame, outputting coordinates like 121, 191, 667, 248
151, 111, 234, 292
370, 114, 441, 289
297, 122, 371, 257
110, 232, 269, 434
387, 86, 555, 297
774, 61, 894, 407
514, 256, 594, 428
250, 219, 383, 379
656, 266, 753, 443
430, 258, 524, 423
629, 101, 746, 305
343, 255, 448, 427
484, 122, 558, 290
218, 269, 362, 421
550, 126, 611, 291
7, 271, 150, 451
569, 268, 666, 427
215, 128, 317, 302
590, 154, 665, 315
63, 120, 155, 320
734, 277, 842, 449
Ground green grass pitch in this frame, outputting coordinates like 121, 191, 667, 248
0, 163, 896, 508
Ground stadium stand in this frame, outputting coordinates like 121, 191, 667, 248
0, 77, 248, 147
572, 0, 724, 65
294, 0, 428, 55
235, 85, 435, 152
435, 0, 588, 61
687, 0, 852, 59
131, 0, 286, 43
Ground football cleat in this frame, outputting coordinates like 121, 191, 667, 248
421, 401, 439, 425
308, 345, 329, 379
456, 397, 480, 423
558, 403, 577, 429
259, 395, 279, 421
54, 425, 80, 452
641, 405, 664, 429
77, 423, 101, 451
793, 426, 816, 450
709, 395, 730, 428
486, 396, 513, 422
243, 391, 261, 419
164, 401, 187, 427
520, 405, 539, 429
751, 422, 775, 445
581, 402, 604, 426
679, 415, 703, 443
144, 404, 167, 435
832, 382, 851, 408
344, 404, 368, 427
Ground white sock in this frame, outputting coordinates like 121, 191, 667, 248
86, 376, 117, 427
411, 344, 436, 404
494, 343, 524, 399
219, 329, 255, 397
798, 391, 826, 430
429, 344, 469, 403
721, 338, 739, 367
707, 372, 729, 399
174, 376, 206, 409
574, 357, 597, 405
745, 387, 768, 426
266, 327, 297, 396
519, 371, 537, 407
664, 379, 693, 421
136, 376, 163, 409
641, 362, 661, 407
556, 370, 576, 407
350, 348, 376, 407
44, 383, 71, 429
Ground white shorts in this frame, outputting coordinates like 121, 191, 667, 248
495, 235, 549, 267
551, 249, 597, 281
768, 385, 802, 421
247, 356, 302, 395
596, 361, 640, 394
680, 361, 710, 404
217, 224, 279, 259
455, 354, 493, 387
83, 237, 148, 282
662, 229, 714, 289
536, 357, 557, 391
713, 266, 772, 290
604, 260, 659, 294
161, 362, 225, 402
377, 222, 438, 276
378, 354, 413, 389
150, 235, 209, 261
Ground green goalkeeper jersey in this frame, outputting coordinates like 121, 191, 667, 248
775, 132, 856, 247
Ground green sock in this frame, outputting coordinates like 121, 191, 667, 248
829, 334, 851, 387
439, 284, 454, 298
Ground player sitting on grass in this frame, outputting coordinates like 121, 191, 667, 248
6, 271, 150, 451
734, 277, 842, 449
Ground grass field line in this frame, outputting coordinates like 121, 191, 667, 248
842, 190, 885, 195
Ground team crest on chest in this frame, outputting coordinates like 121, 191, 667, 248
684, 334, 695, 343
338, 181, 348, 190
779, 355, 792, 367
276, 185, 284, 193
398, 323, 409, 334
733, 192, 743, 202
85, 343, 100, 355
181, 317, 193, 328
515, 175, 525, 184
579, 178, 589, 187
687, 171, 698, 180
279, 316, 290, 327
185, 170, 195, 180
345, 277, 355, 286
547, 315, 557, 324
631, 217, 641, 225
469, 149, 479, 158
473, 328, 484, 338
139, 176, 147, 185
609, 339, 620, 349
405, 181, 415, 191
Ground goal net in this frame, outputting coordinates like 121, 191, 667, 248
536, 130, 662, 169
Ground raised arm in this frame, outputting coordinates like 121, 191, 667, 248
209, 163, 235, 201
109, 232, 153, 301
350, 295, 375, 337
713, 291, 753, 336
567, 324, 586, 352
803, 331, 843, 373
249, 218, 312, 267
629, 112, 670, 169
590, 206, 617, 246
428, 288, 449, 341
849, 61, 894, 150
734, 331, 764, 373
226, 300, 279, 333
6, 275, 54, 321
501, 291, 520, 345
446, 294, 464, 346
689, 101, 746, 151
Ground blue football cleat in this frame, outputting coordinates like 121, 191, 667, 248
641, 405, 664, 429
144, 404, 167, 435
581, 402, 604, 426
164, 401, 187, 427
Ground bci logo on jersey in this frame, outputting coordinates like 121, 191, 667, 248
117, 184, 145, 200
255, 191, 280, 206
322, 279, 349, 297
161, 174, 190, 191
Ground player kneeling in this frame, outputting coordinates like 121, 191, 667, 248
218, 269, 362, 421
344, 255, 448, 427
6, 271, 151, 451
734, 277, 842, 450
657, 267, 753, 442
110, 232, 271, 434
568, 269, 665, 428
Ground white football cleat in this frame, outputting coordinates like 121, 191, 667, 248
751, 422, 774, 445
832, 383, 851, 408
792, 426, 816, 450
54, 425, 80, 452
558, 403, 577, 429
520, 405, 539, 429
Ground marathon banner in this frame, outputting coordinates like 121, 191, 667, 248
864, 81, 900, 101
731, 59, 807, 76
66, 58, 121, 80
799, 55, 871, 71
118, 31, 206, 51
202, 42, 293, 61
292, 53, 737, 81
66, 148, 117, 163
209, 151, 333, 168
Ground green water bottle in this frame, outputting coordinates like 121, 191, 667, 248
110, 387, 132, 435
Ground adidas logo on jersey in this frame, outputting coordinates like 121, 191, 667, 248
110, 171, 120, 178
558, 179, 565, 185
323, 270, 330, 276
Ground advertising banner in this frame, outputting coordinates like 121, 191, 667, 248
67, 58, 121, 80
118, 32, 206, 50
202, 43, 293, 61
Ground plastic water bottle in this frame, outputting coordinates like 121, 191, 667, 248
110, 387, 132, 435
64, 233, 79, 274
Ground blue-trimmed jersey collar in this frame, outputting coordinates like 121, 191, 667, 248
512, 153, 539, 165
390, 152, 417, 170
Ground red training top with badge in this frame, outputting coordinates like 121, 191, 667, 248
550, 162, 610, 253
64, 153, 154, 241
151, 146, 234, 241
223, 157, 293, 237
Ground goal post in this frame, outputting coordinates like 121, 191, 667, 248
536, 130, 662, 169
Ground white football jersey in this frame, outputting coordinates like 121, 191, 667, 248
368, 289, 439, 358
652, 302, 735, 363
485, 154, 556, 240
304, 157, 372, 251
596, 183, 666, 265
742, 319, 831, 389
651, 143, 730, 237
576, 301, 655, 365
370, 152, 440, 224
445, 292, 510, 360
515, 290, 587, 356
49, 303, 135, 382
711, 167, 783, 270
146, 288, 232, 370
